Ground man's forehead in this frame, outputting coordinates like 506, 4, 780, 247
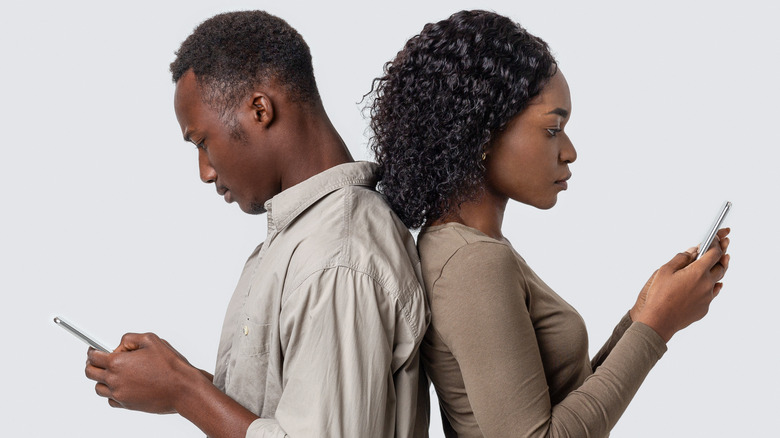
174, 70, 201, 101
173, 71, 205, 137
174, 71, 212, 120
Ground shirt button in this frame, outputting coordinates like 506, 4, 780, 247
243, 325, 249, 336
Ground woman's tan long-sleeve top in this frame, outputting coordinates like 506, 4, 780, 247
418, 223, 667, 438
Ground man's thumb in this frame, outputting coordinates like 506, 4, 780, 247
665, 247, 697, 271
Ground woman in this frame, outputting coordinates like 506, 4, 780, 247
368, 10, 731, 438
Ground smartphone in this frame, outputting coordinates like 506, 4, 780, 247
53, 316, 113, 353
697, 201, 732, 260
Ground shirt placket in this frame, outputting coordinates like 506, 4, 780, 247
226, 220, 278, 387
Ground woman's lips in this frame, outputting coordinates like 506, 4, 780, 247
555, 173, 572, 190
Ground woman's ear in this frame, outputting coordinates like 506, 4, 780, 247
482, 139, 496, 160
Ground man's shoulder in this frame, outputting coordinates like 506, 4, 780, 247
338, 184, 421, 281
289, 183, 422, 294
279, 183, 427, 340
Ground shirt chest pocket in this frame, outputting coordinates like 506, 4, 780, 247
225, 320, 274, 413
235, 320, 272, 358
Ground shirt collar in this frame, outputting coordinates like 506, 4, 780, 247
265, 161, 379, 234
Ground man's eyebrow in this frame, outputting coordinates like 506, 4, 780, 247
545, 108, 569, 118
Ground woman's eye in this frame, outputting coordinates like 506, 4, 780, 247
546, 128, 561, 137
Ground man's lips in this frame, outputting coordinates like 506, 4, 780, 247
217, 187, 233, 203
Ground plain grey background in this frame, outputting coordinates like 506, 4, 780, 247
2, 0, 778, 436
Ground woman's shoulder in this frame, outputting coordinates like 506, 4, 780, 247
420, 221, 509, 258
418, 222, 522, 287
420, 220, 508, 247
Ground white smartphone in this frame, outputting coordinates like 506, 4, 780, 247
697, 201, 732, 260
53, 316, 113, 353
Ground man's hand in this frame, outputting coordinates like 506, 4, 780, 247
85, 332, 258, 438
85, 332, 206, 414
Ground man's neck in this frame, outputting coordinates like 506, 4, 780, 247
279, 103, 354, 192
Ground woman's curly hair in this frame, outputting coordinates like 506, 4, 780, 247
368, 10, 557, 229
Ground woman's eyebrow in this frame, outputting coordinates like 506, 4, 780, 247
545, 108, 569, 118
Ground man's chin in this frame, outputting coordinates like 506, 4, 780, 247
239, 201, 267, 215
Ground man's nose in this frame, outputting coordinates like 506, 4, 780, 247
198, 149, 217, 183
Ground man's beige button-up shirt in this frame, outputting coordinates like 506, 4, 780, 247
213, 162, 430, 437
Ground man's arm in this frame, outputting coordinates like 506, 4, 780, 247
86, 333, 258, 438
264, 266, 405, 437
85, 266, 415, 438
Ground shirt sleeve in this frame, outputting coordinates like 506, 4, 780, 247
431, 241, 667, 438
242, 266, 419, 438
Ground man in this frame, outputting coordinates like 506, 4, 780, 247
85, 11, 429, 437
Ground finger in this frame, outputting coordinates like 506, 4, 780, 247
665, 249, 697, 272
720, 253, 731, 272
720, 237, 730, 252
117, 332, 156, 352
716, 227, 730, 239
85, 362, 109, 383
95, 382, 113, 399
710, 253, 731, 278
116, 333, 142, 352
713, 282, 723, 298
699, 238, 724, 268
709, 260, 727, 283
87, 348, 112, 369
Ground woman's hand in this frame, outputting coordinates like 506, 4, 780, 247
631, 228, 731, 342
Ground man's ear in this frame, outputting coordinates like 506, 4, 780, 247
250, 92, 274, 127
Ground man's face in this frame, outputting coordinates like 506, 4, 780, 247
173, 70, 280, 214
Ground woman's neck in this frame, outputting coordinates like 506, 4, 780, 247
431, 192, 508, 240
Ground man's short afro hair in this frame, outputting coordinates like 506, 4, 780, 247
170, 10, 320, 111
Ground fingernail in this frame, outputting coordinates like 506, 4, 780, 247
686, 246, 698, 255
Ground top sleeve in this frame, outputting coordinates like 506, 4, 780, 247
430, 241, 667, 438
243, 266, 419, 438
590, 312, 634, 370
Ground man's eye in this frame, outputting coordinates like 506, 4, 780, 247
546, 128, 561, 137
196, 141, 207, 151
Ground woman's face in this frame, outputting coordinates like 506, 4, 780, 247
484, 70, 576, 210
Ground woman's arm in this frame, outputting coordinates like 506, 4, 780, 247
432, 242, 666, 438
592, 228, 730, 368
590, 312, 633, 370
